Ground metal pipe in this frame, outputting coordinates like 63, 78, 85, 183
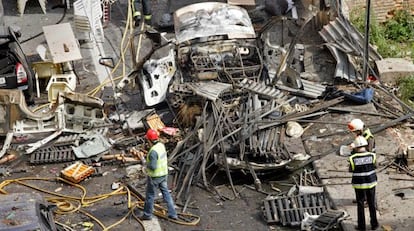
362, 0, 371, 81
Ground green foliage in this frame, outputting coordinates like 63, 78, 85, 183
398, 75, 414, 108
349, 8, 414, 60
384, 10, 414, 42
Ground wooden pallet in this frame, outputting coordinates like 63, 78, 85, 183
61, 162, 95, 183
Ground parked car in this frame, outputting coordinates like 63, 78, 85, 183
0, 0, 35, 104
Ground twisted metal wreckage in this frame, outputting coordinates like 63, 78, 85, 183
0, 2, 401, 208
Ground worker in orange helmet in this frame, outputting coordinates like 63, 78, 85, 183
140, 129, 178, 220
348, 118, 376, 153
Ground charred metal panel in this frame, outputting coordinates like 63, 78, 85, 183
174, 2, 256, 44
177, 39, 263, 82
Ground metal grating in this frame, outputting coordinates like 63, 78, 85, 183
263, 192, 332, 226
30, 145, 76, 164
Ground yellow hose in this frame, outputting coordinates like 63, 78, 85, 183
0, 177, 201, 229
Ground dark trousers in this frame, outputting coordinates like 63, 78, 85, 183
134, 0, 152, 16
355, 187, 378, 229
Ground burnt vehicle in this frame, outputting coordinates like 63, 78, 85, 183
0, 0, 35, 104
135, 2, 297, 175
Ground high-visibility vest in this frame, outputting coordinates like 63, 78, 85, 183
363, 128, 375, 152
146, 142, 168, 177
349, 151, 377, 189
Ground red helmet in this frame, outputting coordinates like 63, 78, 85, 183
146, 129, 159, 141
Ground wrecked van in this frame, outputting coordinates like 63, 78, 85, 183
138, 2, 293, 174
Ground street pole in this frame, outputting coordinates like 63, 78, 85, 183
362, 0, 371, 82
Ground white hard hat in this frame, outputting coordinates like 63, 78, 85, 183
352, 136, 368, 148
348, 118, 364, 131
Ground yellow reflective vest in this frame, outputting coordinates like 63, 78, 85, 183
349, 151, 377, 189
146, 142, 168, 177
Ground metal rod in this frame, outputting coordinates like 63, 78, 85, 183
362, 0, 371, 81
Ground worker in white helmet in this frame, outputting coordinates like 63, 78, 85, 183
348, 118, 376, 153
348, 136, 379, 230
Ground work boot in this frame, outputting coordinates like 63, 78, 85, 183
354, 225, 366, 231
139, 215, 152, 220
371, 224, 379, 230
168, 215, 178, 220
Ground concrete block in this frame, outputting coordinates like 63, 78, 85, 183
376, 58, 414, 85
408, 145, 414, 159
407, 159, 414, 167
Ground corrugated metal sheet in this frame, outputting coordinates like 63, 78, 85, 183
319, 16, 382, 81
186, 81, 232, 101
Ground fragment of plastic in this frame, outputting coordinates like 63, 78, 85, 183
73, 0, 104, 42
161, 127, 179, 136
17, 0, 47, 16
285, 121, 304, 138
339, 145, 352, 156
352, 135, 368, 148
342, 88, 374, 104
140, 49, 176, 106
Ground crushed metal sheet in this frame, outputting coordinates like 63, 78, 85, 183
319, 17, 382, 81
122, 109, 154, 130
72, 133, 112, 158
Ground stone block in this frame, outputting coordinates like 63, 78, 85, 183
376, 58, 414, 85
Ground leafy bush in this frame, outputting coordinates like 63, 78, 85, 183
398, 75, 414, 108
384, 10, 414, 42
349, 8, 414, 60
